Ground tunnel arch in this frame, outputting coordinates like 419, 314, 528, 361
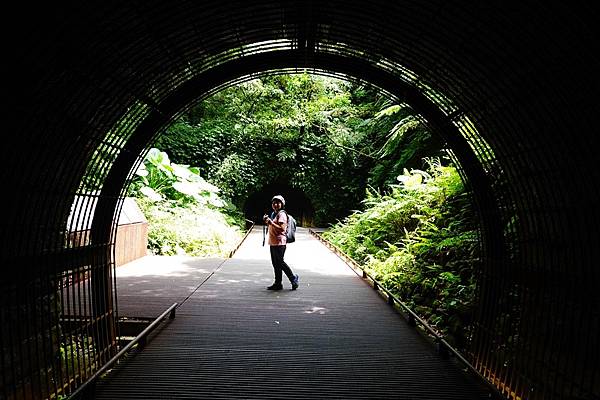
5, 2, 599, 399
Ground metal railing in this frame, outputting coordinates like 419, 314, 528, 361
309, 229, 503, 398
68, 302, 178, 399
228, 219, 255, 258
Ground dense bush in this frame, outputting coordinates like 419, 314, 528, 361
323, 159, 480, 349
137, 198, 243, 258
156, 75, 441, 225
128, 148, 245, 257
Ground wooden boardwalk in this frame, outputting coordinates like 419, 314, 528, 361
95, 227, 494, 399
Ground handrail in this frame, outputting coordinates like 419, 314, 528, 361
68, 302, 178, 399
309, 229, 502, 398
228, 219, 255, 258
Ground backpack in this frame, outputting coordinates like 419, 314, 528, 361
265, 210, 296, 244
284, 211, 297, 243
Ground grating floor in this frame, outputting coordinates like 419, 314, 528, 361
114, 255, 224, 318
94, 228, 494, 399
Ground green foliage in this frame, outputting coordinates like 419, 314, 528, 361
156, 74, 389, 225
137, 197, 243, 258
145, 73, 481, 349
323, 159, 480, 349
128, 148, 245, 257
60, 334, 95, 380
211, 153, 261, 201
129, 148, 226, 208
368, 103, 446, 188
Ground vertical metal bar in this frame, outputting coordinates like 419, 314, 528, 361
2, 286, 18, 399
98, 256, 108, 366
21, 286, 35, 400
113, 249, 121, 350
75, 265, 85, 382
92, 262, 101, 372
85, 263, 96, 375
70, 271, 79, 393
62, 274, 70, 395
79, 265, 89, 382
101, 251, 111, 365
50, 264, 59, 398
84, 265, 93, 376
106, 220, 117, 359
54, 275, 65, 398
69, 267, 78, 391
80, 196, 94, 377
38, 191, 62, 398
94, 242, 109, 367
38, 276, 51, 399
71, 196, 86, 382
50, 271, 60, 398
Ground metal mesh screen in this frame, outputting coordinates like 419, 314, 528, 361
3, 1, 598, 399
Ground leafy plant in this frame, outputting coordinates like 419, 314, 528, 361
323, 159, 480, 349
137, 198, 244, 257
156, 74, 389, 225
128, 148, 245, 257
130, 148, 225, 208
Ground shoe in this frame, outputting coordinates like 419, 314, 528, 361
267, 283, 283, 290
291, 274, 299, 290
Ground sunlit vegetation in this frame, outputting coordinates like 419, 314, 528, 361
323, 160, 480, 348
148, 74, 481, 346
157, 74, 443, 225
128, 148, 245, 257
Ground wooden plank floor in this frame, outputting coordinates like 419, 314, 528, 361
94, 227, 495, 399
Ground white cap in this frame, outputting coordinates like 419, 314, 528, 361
271, 195, 285, 206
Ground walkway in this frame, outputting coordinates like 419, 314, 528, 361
114, 255, 222, 318
95, 227, 493, 399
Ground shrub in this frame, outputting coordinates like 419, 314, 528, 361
323, 159, 481, 349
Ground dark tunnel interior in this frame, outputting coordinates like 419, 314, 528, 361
3, 2, 599, 399
243, 183, 315, 227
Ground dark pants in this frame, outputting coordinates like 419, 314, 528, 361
270, 245, 294, 284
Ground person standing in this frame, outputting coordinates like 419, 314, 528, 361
263, 195, 299, 290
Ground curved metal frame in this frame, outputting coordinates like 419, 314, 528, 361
3, 2, 598, 399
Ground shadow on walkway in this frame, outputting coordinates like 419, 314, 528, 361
97, 227, 494, 399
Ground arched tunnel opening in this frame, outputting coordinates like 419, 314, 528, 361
4, 2, 599, 400
243, 183, 316, 227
